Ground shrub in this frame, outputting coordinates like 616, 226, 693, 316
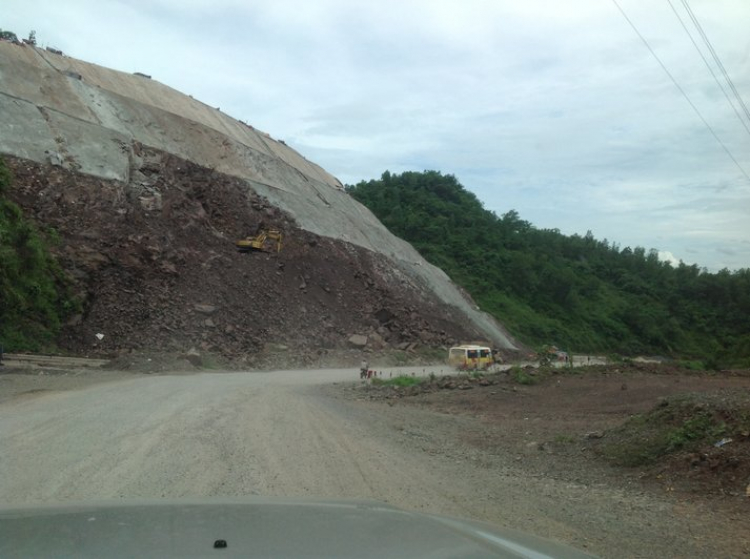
0, 158, 79, 351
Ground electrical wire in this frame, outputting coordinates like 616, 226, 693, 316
680, 0, 750, 125
666, 0, 750, 138
610, 0, 750, 183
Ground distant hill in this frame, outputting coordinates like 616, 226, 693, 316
348, 170, 750, 367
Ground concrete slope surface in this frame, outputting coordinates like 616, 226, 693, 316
0, 41, 516, 352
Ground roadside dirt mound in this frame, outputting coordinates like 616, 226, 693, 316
594, 389, 750, 497
5, 150, 488, 363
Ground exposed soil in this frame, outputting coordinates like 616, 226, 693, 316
337, 363, 750, 508
5, 152, 494, 364
2, 363, 749, 558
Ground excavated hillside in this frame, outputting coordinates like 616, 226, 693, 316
0, 41, 518, 363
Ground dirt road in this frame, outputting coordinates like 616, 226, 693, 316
0, 367, 746, 558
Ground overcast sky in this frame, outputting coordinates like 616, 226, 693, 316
5, 0, 750, 271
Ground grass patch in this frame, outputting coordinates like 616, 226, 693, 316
677, 360, 705, 371
509, 366, 541, 385
607, 354, 633, 364
372, 375, 424, 388
198, 353, 227, 370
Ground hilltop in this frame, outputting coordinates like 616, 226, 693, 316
348, 170, 750, 366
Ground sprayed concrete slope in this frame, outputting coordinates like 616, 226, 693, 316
0, 42, 516, 349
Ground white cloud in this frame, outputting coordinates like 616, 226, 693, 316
658, 251, 681, 267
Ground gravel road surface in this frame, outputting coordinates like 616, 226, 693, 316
0, 367, 745, 558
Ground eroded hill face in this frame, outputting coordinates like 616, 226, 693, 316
6, 150, 496, 364
0, 41, 518, 358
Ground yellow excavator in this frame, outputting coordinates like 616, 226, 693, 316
236, 229, 283, 253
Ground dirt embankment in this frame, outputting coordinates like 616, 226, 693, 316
6, 151, 493, 364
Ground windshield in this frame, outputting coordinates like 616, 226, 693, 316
1, 2, 749, 558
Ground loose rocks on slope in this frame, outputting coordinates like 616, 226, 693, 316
6, 149, 490, 362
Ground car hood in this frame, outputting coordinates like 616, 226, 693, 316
0, 496, 596, 558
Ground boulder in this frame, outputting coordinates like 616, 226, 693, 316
347, 334, 368, 348
418, 330, 434, 342
139, 192, 162, 211
368, 332, 385, 349
185, 348, 202, 367
194, 304, 217, 314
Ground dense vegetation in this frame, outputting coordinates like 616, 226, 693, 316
0, 158, 78, 352
348, 171, 750, 366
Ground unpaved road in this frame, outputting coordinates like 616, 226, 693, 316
0, 367, 746, 558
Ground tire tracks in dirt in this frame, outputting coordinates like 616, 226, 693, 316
0, 368, 747, 557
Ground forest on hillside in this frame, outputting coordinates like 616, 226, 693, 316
347, 170, 750, 367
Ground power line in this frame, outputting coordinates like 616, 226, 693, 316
610, 0, 750, 183
680, 0, 750, 125
665, 0, 750, 139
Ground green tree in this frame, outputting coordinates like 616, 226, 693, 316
0, 29, 18, 42
348, 170, 750, 364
